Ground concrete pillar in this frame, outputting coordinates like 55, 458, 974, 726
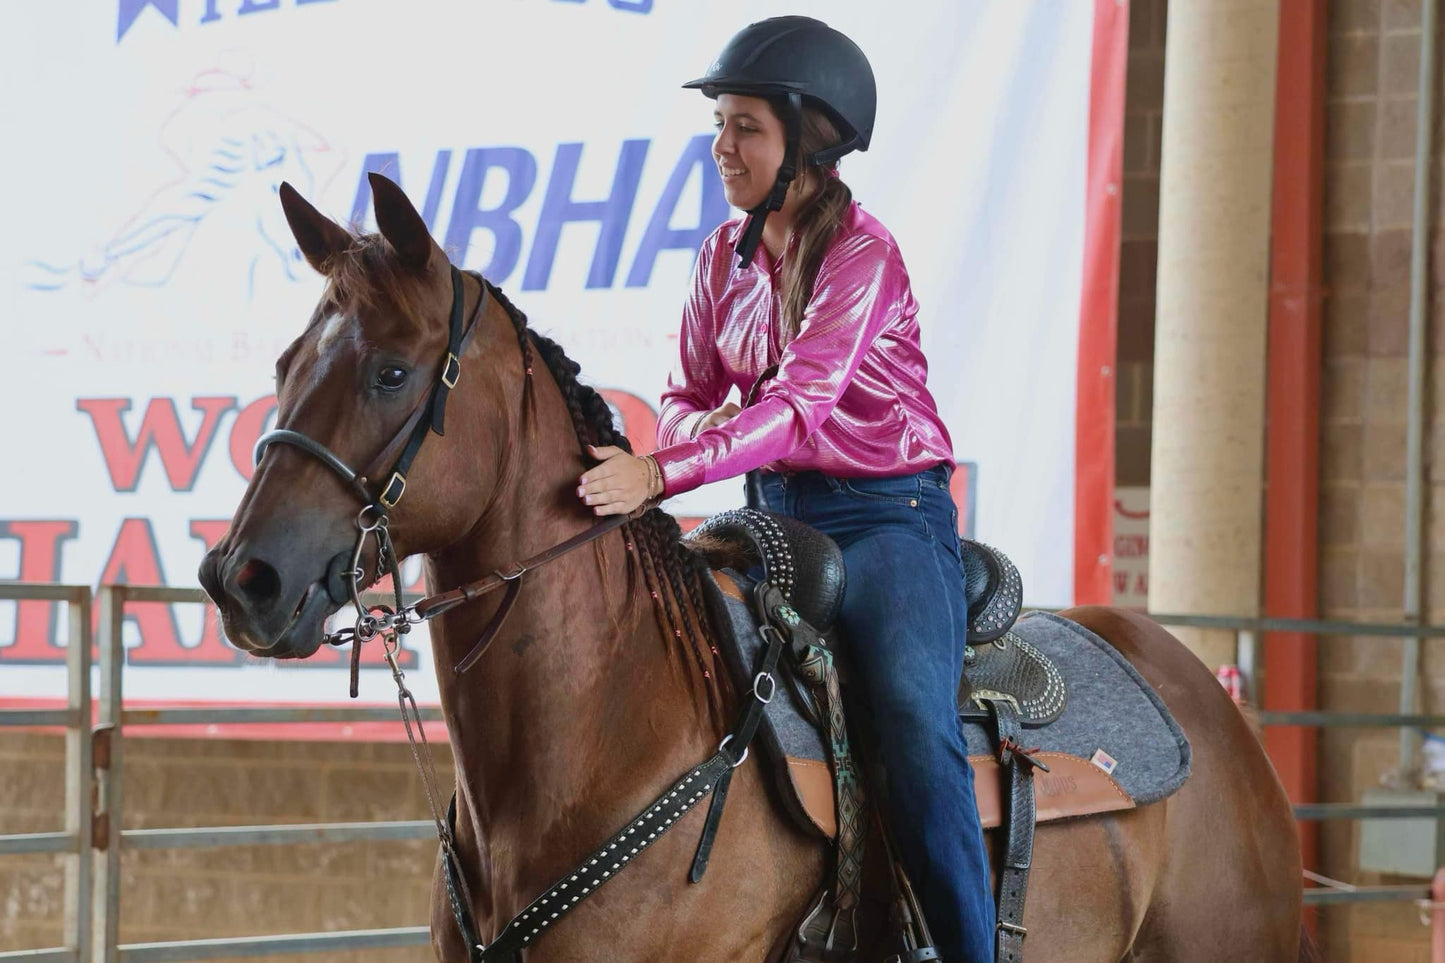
1148, 0, 1280, 669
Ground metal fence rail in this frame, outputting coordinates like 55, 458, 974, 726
87, 584, 435, 963
0, 583, 435, 963
4, 582, 1445, 959
0, 584, 91, 963
1305, 885, 1432, 906
121, 821, 436, 850
116, 928, 432, 962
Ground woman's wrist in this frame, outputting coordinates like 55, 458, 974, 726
641, 455, 664, 500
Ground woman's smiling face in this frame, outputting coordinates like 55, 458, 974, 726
712, 93, 786, 210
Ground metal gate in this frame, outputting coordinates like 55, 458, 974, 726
3, 581, 1445, 960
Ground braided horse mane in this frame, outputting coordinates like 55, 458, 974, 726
483, 281, 725, 719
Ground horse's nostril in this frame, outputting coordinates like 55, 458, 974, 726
235, 559, 282, 603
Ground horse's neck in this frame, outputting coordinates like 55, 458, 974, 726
425, 414, 720, 912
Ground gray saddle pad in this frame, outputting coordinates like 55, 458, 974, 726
963, 612, 1191, 806
707, 580, 1191, 811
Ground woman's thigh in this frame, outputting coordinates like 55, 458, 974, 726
757, 471, 969, 698
836, 529, 969, 717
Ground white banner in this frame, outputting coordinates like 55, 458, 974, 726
1, 0, 1122, 712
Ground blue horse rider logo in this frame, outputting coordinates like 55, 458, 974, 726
26, 64, 343, 300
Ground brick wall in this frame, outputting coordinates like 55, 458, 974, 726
1318, 1, 1441, 960
1117, 0, 1165, 489
0, 729, 451, 960
1121, 0, 1441, 959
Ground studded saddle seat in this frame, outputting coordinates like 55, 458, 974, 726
688, 508, 1061, 726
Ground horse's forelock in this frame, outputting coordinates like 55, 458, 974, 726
324, 232, 437, 338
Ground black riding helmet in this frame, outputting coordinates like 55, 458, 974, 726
684, 16, 877, 269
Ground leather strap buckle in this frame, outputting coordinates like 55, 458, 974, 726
380, 472, 407, 509
717, 734, 749, 768
997, 920, 1027, 937
441, 352, 461, 389
752, 671, 776, 704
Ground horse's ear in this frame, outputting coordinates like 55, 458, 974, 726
369, 172, 435, 271
278, 182, 351, 274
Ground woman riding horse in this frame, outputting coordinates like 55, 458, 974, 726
200, 18, 1307, 959
577, 17, 994, 962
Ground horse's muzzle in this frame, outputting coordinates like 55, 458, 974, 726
198, 543, 333, 658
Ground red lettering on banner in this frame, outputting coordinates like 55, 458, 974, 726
1114, 534, 1148, 558
96, 518, 185, 663
599, 389, 657, 454
0, 520, 79, 663
228, 395, 278, 481
177, 520, 244, 665
77, 396, 238, 492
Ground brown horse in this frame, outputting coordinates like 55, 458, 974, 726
200, 174, 1306, 962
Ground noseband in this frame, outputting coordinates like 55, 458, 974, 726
250, 266, 482, 686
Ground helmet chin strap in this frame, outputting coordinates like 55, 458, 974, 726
734, 93, 803, 271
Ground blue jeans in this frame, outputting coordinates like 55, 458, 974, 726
756, 466, 994, 963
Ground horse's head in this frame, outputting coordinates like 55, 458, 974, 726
200, 173, 515, 657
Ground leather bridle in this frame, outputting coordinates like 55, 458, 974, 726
246, 265, 778, 963
251, 266, 630, 693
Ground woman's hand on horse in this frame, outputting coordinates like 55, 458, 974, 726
579, 445, 658, 516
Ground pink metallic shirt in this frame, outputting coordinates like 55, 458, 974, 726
652, 200, 955, 496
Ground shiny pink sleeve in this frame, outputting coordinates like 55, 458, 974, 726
655, 234, 727, 449
652, 234, 903, 495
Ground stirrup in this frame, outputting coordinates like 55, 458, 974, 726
786, 889, 860, 963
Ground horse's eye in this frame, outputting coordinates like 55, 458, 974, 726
376, 366, 408, 391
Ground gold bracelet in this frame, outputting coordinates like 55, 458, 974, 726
643, 455, 663, 500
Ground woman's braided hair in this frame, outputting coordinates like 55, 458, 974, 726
485, 283, 723, 713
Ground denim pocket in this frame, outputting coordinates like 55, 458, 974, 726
837, 475, 921, 506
